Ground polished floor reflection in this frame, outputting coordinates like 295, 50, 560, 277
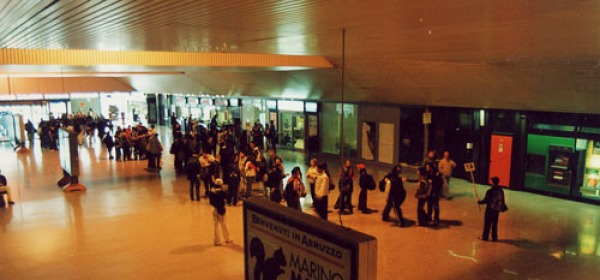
1, 136, 600, 279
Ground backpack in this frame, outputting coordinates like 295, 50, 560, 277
365, 174, 376, 190
379, 178, 387, 192
490, 189, 508, 212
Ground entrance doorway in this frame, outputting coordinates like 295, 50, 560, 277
279, 112, 305, 150
489, 134, 513, 187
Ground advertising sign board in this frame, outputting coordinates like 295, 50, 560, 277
244, 198, 377, 280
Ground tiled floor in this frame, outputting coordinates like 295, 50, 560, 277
1, 134, 600, 279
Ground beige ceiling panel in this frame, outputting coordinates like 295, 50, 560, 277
0, 77, 133, 94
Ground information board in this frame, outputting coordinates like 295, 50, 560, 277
244, 198, 377, 280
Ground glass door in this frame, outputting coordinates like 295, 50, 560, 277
279, 112, 305, 150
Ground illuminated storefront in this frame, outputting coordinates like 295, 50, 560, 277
523, 114, 600, 202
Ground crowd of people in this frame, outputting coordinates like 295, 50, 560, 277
15, 113, 507, 243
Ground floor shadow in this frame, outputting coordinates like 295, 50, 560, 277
224, 243, 245, 253
423, 219, 464, 230
170, 244, 212, 255
495, 238, 548, 250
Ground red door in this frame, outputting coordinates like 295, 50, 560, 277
489, 135, 513, 188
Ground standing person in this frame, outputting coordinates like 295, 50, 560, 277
478, 177, 508, 241
415, 167, 431, 226
381, 164, 407, 227
438, 151, 457, 198
306, 158, 319, 207
313, 163, 330, 220
265, 159, 285, 203
226, 156, 241, 206
238, 151, 248, 197
244, 157, 257, 198
170, 134, 188, 172
284, 167, 305, 210
357, 164, 375, 214
114, 128, 122, 161
269, 120, 278, 153
219, 136, 234, 185
336, 160, 355, 215
200, 152, 216, 197
146, 133, 163, 171
25, 119, 36, 145
102, 131, 115, 160
426, 164, 443, 226
186, 153, 201, 201
422, 150, 437, 172
209, 179, 233, 246
0, 169, 16, 206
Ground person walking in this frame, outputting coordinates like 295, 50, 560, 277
209, 179, 233, 246
438, 151, 457, 198
478, 177, 508, 241
381, 164, 406, 227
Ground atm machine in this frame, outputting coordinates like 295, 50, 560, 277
546, 145, 584, 194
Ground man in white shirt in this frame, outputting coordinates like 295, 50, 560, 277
438, 151, 457, 198
314, 163, 330, 220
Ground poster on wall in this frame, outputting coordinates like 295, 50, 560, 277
378, 123, 394, 164
361, 121, 377, 161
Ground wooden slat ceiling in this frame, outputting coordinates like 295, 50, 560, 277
1, 0, 600, 113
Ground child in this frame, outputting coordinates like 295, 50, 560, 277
209, 179, 233, 246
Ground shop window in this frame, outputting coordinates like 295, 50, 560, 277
524, 134, 576, 195
320, 103, 357, 157
525, 154, 546, 175
532, 124, 575, 132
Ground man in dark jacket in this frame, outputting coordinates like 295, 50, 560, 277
381, 164, 406, 227
186, 153, 201, 201
426, 164, 443, 226
478, 176, 508, 241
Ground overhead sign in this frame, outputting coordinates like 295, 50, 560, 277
244, 198, 377, 280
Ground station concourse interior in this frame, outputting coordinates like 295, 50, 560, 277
1, 1, 600, 279
1, 133, 600, 279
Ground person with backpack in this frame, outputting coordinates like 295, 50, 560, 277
357, 164, 376, 214
209, 179, 233, 246
478, 176, 508, 241
186, 153, 201, 201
